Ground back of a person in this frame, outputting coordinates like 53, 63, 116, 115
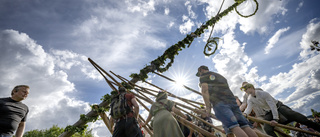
124, 93, 134, 118
200, 71, 235, 105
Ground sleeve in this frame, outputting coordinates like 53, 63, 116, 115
243, 93, 248, 105
262, 91, 279, 120
166, 100, 174, 112
21, 105, 28, 122
244, 97, 253, 115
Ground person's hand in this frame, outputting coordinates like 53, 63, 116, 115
221, 129, 226, 134
270, 120, 278, 126
253, 122, 258, 128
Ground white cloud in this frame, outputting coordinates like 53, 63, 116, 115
0, 29, 92, 132
299, 18, 320, 59
265, 27, 290, 54
179, 18, 195, 34
125, 0, 156, 16
238, 0, 288, 34
164, 7, 170, 15
296, 1, 304, 13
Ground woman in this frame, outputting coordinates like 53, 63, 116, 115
142, 90, 185, 137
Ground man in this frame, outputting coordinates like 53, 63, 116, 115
196, 65, 257, 137
242, 83, 320, 137
110, 87, 143, 137
0, 85, 29, 137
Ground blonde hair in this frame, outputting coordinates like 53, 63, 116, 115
11, 85, 29, 95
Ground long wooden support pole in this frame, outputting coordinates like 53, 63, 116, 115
110, 71, 203, 107
245, 114, 320, 136
152, 71, 202, 95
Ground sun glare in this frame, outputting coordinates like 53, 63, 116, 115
170, 71, 191, 93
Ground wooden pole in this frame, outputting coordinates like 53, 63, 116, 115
110, 71, 204, 107
129, 88, 216, 137
175, 106, 224, 133
152, 71, 202, 95
173, 113, 216, 137
94, 106, 112, 133
138, 114, 154, 137
245, 114, 320, 136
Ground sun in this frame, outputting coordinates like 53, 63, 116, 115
169, 70, 191, 93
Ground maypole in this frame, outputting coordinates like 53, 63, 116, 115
59, 0, 259, 136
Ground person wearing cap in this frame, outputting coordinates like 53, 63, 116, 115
196, 65, 258, 137
241, 83, 320, 137
0, 85, 29, 137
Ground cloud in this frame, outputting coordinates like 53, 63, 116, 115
296, 1, 304, 13
238, 0, 288, 34
164, 7, 170, 15
259, 19, 320, 115
0, 29, 92, 132
126, 0, 156, 16
299, 18, 320, 59
179, 17, 195, 34
265, 27, 290, 54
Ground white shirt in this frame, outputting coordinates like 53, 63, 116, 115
244, 89, 279, 120
242, 92, 266, 119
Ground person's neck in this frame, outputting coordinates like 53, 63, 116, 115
252, 90, 256, 97
10, 97, 22, 102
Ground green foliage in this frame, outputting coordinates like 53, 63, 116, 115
235, 0, 259, 18
23, 125, 94, 137
129, 0, 251, 82
311, 109, 320, 117
65, 125, 90, 136
80, 114, 99, 123
91, 104, 110, 113
310, 41, 320, 51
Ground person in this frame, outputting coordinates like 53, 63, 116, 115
191, 106, 215, 137
178, 114, 195, 137
142, 90, 186, 137
196, 65, 258, 137
242, 83, 320, 137
0, 85, 30, 137
110, 87, 143, 137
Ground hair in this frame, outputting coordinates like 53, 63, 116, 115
118, 87, 126, 93
242, 82, 248, 86
11, 85, 29, 95
246, 83, 255, 89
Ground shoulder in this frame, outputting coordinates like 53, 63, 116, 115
125, 93, 135, 99
200, 72, 217, 83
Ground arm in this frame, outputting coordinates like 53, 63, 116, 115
142, 112, 152, 127
243, 98, 253, 116
131, 97, 140, 119
240, 93, 248, 111
110, 117, 114, 133
189, 129, 194, 137
263, 92, 279, 120
201, 83, 211, 115
15, 122, 26, 137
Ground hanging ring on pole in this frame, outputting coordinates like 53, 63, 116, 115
204, 37, 220, 56
235, 0, 259, 18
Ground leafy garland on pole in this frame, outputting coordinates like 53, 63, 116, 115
62, 0, 259, 135
129, 0, 258, 82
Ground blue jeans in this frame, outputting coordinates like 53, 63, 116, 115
213, 101, 249, 132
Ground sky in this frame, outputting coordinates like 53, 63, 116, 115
0, 0, 320, 136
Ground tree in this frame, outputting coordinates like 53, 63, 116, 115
23, 125, 94, 137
